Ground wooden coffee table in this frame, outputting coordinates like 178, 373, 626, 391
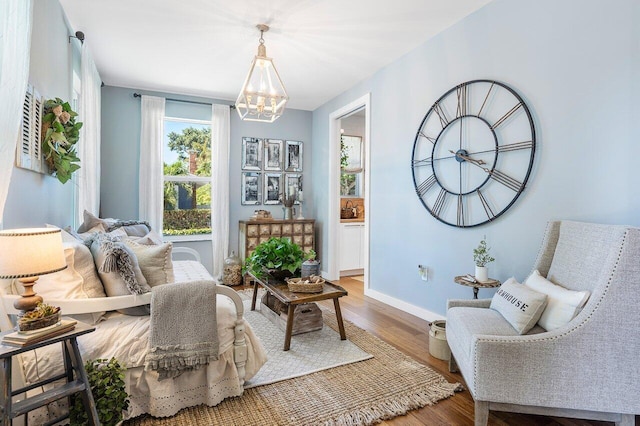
249, 273, 348, 351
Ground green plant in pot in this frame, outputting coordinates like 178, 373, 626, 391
245, 237, 306, 280
42, 98, 83, 184
473, 236, 495, 282
70, 357, 129, 426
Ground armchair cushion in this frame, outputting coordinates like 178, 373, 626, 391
524, 270, 590, 331
489, 277, 548, 334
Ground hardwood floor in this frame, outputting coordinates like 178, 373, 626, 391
307, 276, 638, 426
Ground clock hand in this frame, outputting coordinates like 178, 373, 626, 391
448, 150, 486, 166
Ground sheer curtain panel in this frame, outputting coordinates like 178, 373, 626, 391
77, 42, 102, 226
211, 104, 230, 278
0, 0, 32, 229
139, 96, 166, 233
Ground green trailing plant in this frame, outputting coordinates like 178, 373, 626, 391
473, 236, 495, 267
245, 237, 307, 277
42, 98, 82, 184
306, 249, 317, 261
70, 357, 129, 426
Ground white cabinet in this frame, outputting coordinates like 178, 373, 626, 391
339, 223, 365, 273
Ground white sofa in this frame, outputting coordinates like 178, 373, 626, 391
0, 245, 267, 422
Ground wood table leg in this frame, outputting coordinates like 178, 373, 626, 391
250, 281, 259, 311
66, 338, 99, 425
1, 358, 11, 426
284, 304, 295, 351
333, 298, 347, 341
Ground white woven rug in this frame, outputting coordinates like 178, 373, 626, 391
243, 298, 373, 388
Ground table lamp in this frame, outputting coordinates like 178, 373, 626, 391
0, 228, 67, 313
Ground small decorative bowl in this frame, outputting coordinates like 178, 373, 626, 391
18, 311, 61, 332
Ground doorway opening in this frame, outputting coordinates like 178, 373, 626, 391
326, 94, 370, 291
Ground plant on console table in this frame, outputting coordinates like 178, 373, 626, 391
473, 236, 495, 282
245, 237, 307, 281
42, 98, 83, 184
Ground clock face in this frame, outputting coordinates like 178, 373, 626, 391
411, 80, 536, 227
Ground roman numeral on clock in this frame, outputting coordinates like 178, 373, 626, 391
497, 140, 533, 153
433, 102, 450, 128
457, 194, 465, 227
419, 131, 437, 144
416, 174, 437, 197
491, 102, 523, 129
477, 189, 495, 220
412, 157, 433, 168
456, 83, 468, 118
432, 188, 448, 217
488, 169, 523, 192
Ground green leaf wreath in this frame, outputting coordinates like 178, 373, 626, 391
42, 98, 82, 184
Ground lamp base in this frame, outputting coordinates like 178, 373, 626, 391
14, 277, 43, 313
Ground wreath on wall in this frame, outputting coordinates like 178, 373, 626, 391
42, 98, 82, 184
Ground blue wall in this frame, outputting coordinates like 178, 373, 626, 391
101, 87, 312, 272
3, 0, 78, 229
311, 0, 640, 317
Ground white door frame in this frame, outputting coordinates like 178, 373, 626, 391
326, 93, 371, 289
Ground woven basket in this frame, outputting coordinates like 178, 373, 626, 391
287, 276, 325, 293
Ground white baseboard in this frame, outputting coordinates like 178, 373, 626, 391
364, 288, 446, 322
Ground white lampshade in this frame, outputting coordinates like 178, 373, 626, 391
235, 24, 289, 123
0, 228, 67, 279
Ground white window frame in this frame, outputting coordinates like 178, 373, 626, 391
163, 116, 212, 242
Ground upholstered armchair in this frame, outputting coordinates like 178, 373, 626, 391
446, 221, 639, 426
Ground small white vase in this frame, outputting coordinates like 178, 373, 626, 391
475, 266, 488, 282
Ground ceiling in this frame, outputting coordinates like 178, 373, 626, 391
59, 0, 492, 111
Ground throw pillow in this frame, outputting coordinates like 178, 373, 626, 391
126, 230, 164, 245
490, 277, 548, 334
89, 233, 151, 316
524, 270, 591, 331
77, 210, 117, 233
123, 240, 175, 287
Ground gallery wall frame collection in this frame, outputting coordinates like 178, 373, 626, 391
241, 137, 304, 205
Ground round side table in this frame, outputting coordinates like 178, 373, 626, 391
454, 275, 501, 299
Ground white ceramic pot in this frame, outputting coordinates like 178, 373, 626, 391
475, 266, 488, 282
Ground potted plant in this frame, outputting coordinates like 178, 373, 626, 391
301, 249, 320, 277
245, 237, 306, 280
473, 236, 495, 282
70, 357, 129, 426
42, 97, 83, 184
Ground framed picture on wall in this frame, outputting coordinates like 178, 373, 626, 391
241, 172, 262, 205
285, 173, 302, 205
285, 140, 303, 172
264, 173, 282, 205
242, 137, 262, 170
264, 139, 283, 171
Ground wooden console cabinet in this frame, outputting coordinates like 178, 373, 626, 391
239, 219, 316, 261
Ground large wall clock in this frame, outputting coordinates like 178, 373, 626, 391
411, 80, 536, 227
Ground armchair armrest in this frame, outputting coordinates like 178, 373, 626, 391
447, 298, 492, 310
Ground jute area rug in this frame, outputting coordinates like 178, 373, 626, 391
126, 297, 461, 426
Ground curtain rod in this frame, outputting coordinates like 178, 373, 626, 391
133, 92, 235, 109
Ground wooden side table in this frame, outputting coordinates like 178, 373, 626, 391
454, 275, 501, 299
0, 322, 99, 425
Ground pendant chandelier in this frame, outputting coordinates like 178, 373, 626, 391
235, 24, 289, 123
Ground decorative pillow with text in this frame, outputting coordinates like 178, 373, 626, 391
490, 277, 548, 334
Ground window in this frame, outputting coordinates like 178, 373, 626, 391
163, 118, 212, 238
340, 135, 363, 197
